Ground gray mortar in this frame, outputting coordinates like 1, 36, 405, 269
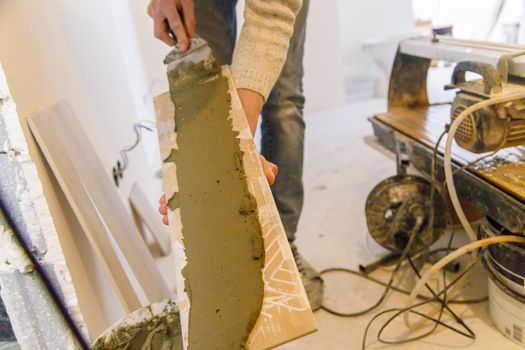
92, 301, 183, 350
165, 43, 265, 349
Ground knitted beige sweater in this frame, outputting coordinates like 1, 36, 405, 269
231, 0, 303, 100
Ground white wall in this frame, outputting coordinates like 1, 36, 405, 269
0, 0, 160, 200
0, 0, 163, 337
241, 0, 347, 112
126, 0, 172, 101
337, 0, 415, 67
522, 0, 525, 41
302, 0, 346, 112
132, 0, 347, 113
336, 0, 416, 98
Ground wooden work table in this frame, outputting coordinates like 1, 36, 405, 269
370, 104, 525, 233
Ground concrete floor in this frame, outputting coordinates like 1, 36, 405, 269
277, 99, 523, 350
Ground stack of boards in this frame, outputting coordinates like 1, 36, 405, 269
28, 101, 171, 315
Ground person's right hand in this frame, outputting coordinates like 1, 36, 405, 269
147, 0, 196, 51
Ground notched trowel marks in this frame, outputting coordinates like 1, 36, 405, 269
165, 45, 265, 349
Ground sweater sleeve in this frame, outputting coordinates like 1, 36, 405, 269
231, 0, 303, 100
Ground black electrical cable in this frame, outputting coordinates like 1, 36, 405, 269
375, 251, 483, 345
0, 195, 90, 350
362, 249, 485, 349
322, 125, 494, 348
368, 124, 494, 348
430, 128, 449, 227
378, 256, 470, 343
318, 265, 486, 306
452, 146, 503, 177
407, 211, 458, 343
432, 124, 503, 179
375, 247, 464, 274
376, 230, 458, 346
320, 204, 424, 317
429, 102, 453, 106
319, 128, 455, 318
371, 129, 471, 345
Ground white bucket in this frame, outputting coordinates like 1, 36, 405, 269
480, 216, 525, 347
488, 277, 525, 347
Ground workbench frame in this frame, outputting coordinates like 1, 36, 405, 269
370, 116, 525, 234
374, 37, 525, 235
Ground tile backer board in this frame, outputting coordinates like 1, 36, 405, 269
28, 101, 171, 314
154, 66, 317, 350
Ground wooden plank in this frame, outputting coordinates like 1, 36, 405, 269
28, 101, 171, 314
154, 66, 316, 350
129, 183, 171, 256
2, 75, 117, 337
375, 105, 525, 201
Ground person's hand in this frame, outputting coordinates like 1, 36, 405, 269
236, 89, 278, 184
260, 155, 278, 186
147, 0, 195, 51
159, 193, 169, 225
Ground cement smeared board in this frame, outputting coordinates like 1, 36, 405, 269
155, 65, 316, 349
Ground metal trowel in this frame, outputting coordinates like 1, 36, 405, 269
164, 37, 220, 91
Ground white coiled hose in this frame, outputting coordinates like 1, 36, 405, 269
403, 91, 525, 328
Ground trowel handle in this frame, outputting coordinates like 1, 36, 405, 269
164, 16, 202, 55
164, 19, 178, 42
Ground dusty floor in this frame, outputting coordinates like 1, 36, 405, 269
276, 98, 523, 350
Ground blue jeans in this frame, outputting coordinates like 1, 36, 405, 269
194, 0, 309, 242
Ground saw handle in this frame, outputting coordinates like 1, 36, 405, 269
452, 61, 503, 95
